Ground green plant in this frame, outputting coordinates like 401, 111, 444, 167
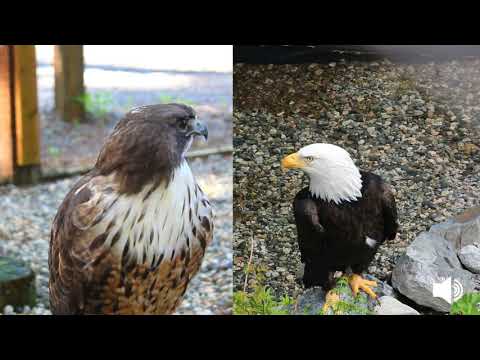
178, 98, 197, 106
450, 293, 480, 315
73, 91, 115, 120
233, 286, 295, 315
157, 94, 175, 104
234, 254, 295, 315
234, 270, 375, 315
123, 95, 136, 111
47, 146, 61, 157
332, 298, 372, 315
317, 276, 374, 315
243, 262, 268, 288
157, 94, 197, 106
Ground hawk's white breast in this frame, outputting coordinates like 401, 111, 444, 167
92, 160, 212, 267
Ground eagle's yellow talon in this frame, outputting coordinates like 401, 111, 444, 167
348, 274, 377, 299
322, 290, 340, 314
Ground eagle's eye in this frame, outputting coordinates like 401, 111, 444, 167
305, 156, 314, 162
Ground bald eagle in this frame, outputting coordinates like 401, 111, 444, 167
282, 143, 398, 309
49, 104, 214, 314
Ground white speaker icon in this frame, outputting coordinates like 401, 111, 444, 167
432, 277, 464, 304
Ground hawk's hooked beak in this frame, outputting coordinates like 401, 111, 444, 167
187, 119, 208, 141
281, 152, 306, 170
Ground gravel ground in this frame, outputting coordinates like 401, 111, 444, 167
0, 154, 232, 315
233, 60, 480, 299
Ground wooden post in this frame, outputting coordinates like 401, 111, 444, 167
0, 46, 14, 183
54, 45, 85, 122
11, 45, 41, 185
0, 46, 41, 185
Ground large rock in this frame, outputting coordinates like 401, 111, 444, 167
289, 275, 399, 315
374, 296, 420, 315
429, 207, 480, 250
392, 209, 480, 312
431, 207, 480, 274
458, 245, 480, 274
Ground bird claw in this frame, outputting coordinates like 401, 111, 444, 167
348, 274, 377, 299
322, 290, 340, 314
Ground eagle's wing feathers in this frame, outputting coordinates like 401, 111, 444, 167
381, 182, 399, 241
293, 196, 326, 262
49, 173, 115, 314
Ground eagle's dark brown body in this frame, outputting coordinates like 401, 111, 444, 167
293, 171, 398, 290
48, 104, 213, 314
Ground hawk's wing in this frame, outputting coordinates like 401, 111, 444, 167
49, 172, 115, 314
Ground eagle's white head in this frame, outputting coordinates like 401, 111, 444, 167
281, 143, 362, 205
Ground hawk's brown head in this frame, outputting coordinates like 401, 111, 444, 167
95, 103, 208, 194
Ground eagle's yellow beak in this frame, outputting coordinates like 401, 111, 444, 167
281, 152, 305, 170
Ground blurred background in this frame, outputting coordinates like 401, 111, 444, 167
0, 45, 233, 315
36, 45, 232, 176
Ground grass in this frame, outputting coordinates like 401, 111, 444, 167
72, 91, 199, 123
233, 247, 373, 315
323, 277, 373, 315
450, 293, 480, 315
233, 286, 295, 315
47, 146, 61, 157
233, 254, 295, 315
157, 94, 198, 106
123, 95, 136, 111
73, 91, 115, 121
233, 274, 374, 315
234, 243, 480, 316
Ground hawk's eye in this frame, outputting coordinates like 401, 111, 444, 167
177, 118, 188, 131
305, 156, 314, 162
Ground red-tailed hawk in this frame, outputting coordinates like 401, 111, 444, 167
49, 104, 214, 314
